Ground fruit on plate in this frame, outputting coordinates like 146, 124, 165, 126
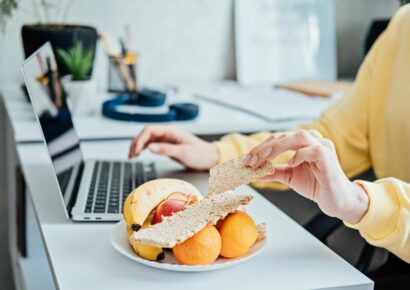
121, 176, 264, 265
173, 224, 221, 265
126, 211, 165, 261
123, 179, 202, 231
218, 211, 257, 258
152, 198, 188, 225
127, 222, 165, 261
215, 205, 247, 230
123, 156, 270, 266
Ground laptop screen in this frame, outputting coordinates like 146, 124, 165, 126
21, 42, 84, 210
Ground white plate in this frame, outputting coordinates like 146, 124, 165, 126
110, 220, 266, 272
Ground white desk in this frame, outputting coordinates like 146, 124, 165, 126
15, 140, 373, 290
1, 84, 305, 143
2, 81, 372, 289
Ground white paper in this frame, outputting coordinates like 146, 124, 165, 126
235, 0, 337, 85
194, 84, 341, 122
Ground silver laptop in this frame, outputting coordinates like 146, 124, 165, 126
22, 42, 156, 221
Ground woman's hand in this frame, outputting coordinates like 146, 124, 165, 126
128, 125, 219, 170
244, 130, 369, 224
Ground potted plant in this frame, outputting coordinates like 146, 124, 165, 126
0, 0, 98, 77
57, 41, 97, 115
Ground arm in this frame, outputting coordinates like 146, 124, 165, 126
244, 131, 410, 264
345, 178, 410, 263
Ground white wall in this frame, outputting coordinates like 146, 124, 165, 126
0, 0, 235, 87
0, 0, 401, 86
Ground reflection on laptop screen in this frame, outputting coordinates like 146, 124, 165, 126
22, 42, 83, 207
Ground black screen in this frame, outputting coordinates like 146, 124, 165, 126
22, 42, 84, 208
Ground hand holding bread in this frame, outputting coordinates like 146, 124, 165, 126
243, 130, 369, 224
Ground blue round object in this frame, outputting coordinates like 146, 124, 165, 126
102, 93, 199, 123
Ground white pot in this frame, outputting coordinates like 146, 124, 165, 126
62, 77, 97, 115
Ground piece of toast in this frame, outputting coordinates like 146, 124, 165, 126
131, 191, 253, 248
208, 155, 274, 194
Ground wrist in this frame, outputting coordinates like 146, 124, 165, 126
208, 143, 220, 168
341, 182, 369, 224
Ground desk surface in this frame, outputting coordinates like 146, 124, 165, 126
1, 84, 306, 143
17, 140, 373, 290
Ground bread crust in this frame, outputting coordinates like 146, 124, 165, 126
208, 155, 274, 194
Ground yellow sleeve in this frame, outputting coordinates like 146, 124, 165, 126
345, 178, 410, 263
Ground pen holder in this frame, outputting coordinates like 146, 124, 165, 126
108, 51, 138, 94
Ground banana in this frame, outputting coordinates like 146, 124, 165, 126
127, 214, 165, 261
122, 179, 202, 231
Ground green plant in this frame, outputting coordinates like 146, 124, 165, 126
400, 0, 410, 5
56, 41, 94, 81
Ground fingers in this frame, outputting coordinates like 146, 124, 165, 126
128, 125, 177, 158
129, 127, 155, 158
259, 165, 293, 184
288, 145, 326, 168
243, 132, 289, 165
148, 143, 185, 160
245, 130, 320, 168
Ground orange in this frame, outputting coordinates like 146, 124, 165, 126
173, 225, 221, 265
219, 211, 257, 258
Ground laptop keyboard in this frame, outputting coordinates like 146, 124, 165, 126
84, 161, 156, 214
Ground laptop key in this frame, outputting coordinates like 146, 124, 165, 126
108, 207, 119, 213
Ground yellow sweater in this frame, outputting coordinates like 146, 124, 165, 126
215, 6, 410, 263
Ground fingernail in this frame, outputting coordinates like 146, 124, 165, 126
243, 154, 251, 164
288, 157, 295, 165
249, 155, 258, 167
149, 144, 159, 152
